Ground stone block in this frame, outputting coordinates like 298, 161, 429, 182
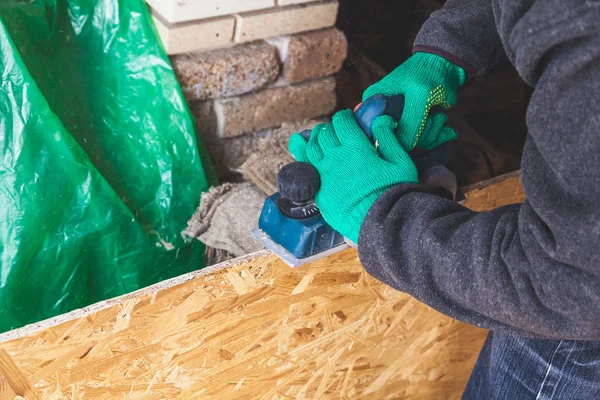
234, 1, 338, 43
284, 28, 347, 83
172, 41, 280, 100
152, 14, 235, 55
195, 77, 336, 138
192, 101, 266, 180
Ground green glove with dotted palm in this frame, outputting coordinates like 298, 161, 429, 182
288, 109, 418, 244
363, 52, 466, 151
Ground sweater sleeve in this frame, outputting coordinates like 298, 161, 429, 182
358, 1, 600, 340
414, 0, 504, 77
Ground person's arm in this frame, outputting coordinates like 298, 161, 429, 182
414, 0, 504, 77
359, 1, 600, 340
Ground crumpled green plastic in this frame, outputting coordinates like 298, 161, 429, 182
0, 0, 217, 333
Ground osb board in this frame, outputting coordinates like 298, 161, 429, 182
462, 170, 524, 212
0, 172, 524, 400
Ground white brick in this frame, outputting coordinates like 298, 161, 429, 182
152, 14, 235, 55
277, 0, 320, 5
234, 1, 338, 43
147, 0, 275, 24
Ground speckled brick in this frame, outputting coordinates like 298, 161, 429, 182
208, 77, 337, 138
172, 41, 281, 101
284, 28, 347, 83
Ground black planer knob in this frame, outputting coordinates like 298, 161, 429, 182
276, 162, 321, 219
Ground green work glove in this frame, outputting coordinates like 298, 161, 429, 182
363, 52, 466, 151
288, 110, 418, 244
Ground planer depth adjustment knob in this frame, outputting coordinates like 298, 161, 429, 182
276, 162, 321, 220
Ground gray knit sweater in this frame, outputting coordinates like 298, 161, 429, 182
358, 0, 600, 340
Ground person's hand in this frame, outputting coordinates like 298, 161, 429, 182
363, 52, 466, 151
288, 110, 418, 244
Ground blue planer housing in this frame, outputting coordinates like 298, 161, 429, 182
255, 192, 346, 261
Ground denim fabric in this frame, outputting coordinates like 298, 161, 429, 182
463, 333, 600, 399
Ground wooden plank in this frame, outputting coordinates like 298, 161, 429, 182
0, 172, 524, 399
462, 170, 525, 212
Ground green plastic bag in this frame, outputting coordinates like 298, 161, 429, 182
0, 0, 216, 333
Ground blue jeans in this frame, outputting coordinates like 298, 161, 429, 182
463, 332, 600, 399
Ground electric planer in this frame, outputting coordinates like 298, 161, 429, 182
252, 94, 461, 268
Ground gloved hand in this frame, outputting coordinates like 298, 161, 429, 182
363, 52, 466, 151
288, 110, 418, 244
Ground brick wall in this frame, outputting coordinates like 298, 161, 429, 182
148, 0, 347, 180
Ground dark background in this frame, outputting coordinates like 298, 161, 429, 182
335, 0, 529, 185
